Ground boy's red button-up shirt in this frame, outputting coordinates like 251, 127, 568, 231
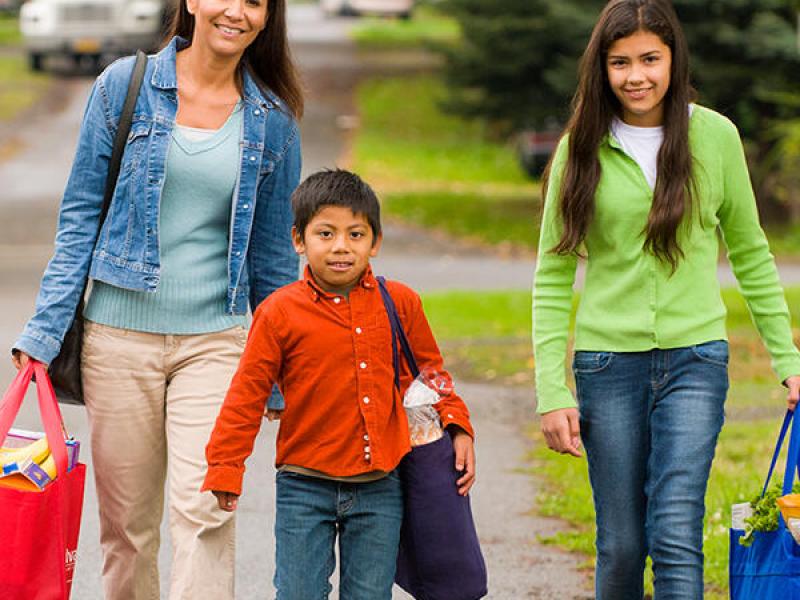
203, 266, 474, 495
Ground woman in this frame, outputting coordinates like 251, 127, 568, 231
12, 1, 303, 598
532, 0, 800, 598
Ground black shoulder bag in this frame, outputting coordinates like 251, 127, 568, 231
47, 50, 148, 405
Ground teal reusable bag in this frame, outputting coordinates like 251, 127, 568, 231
730, 410, 800, 598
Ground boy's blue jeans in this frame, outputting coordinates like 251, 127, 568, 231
274, 469, 403, 600
573, 341, 729, 600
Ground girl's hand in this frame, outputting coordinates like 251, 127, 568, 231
450, 428, 476, 496
212, 491, 239, 512
785, 376, 800, 410
11, 350, 31, 371
541, 407, 582, 457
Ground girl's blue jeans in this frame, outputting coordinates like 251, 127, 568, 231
274, 469, 403, 600
573, 341, 729, 600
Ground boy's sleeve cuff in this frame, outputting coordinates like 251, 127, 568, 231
201, 465, 244, 496
442, 412, 474, 439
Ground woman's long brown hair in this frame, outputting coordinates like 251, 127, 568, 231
546, 0, 696, 271
163, 0, 304, 119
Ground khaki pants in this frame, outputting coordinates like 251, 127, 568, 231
82, 322, 247, 600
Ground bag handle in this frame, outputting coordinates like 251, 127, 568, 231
377, 276, 419, 391
0, 362, 70, 477
102, 49, 148, 230
761, 409, 800, 498
70, 49, 148, 319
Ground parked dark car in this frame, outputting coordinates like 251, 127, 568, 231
516, 128, 561, 178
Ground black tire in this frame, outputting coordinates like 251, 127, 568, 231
28, 53, 44, 72
398, 11, 412, 20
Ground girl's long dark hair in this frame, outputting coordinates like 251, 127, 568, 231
546, 0, 695, 271
163, 0, 304, 119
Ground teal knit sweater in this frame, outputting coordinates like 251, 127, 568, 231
533, 105, 800, 413
85, 106, 247, 334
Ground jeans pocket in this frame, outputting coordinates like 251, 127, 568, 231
572, 351, 615, 374
690, 340, 729, 367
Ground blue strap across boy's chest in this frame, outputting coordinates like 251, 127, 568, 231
376, 276, 419, 391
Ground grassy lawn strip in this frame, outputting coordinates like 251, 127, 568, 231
421, 286, 800, 598
353, 73, 800, 259
353, 75, 537, 251
350, 5, 459, 49
0, 55, 49, 122
0, 15, 21, 46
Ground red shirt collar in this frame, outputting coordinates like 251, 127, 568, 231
303, 264, 378, 301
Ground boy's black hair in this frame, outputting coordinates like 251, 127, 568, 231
292, 169, 382, 242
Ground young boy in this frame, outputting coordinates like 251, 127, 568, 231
202, 169, 476, 599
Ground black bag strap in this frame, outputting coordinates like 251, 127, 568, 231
377, 276, 419, 391
99, 49, 148, 235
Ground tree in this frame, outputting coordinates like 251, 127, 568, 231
437, 0, 598, 133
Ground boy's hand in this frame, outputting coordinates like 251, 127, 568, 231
264, 409, 282, 421
541, 407, 582, 457
212, 491, 239, 512
450, 427, 476, 496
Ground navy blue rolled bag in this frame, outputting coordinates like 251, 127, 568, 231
377, 277, 488, 600
730, 409, 800, 598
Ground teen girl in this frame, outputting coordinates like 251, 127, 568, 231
532, 0, 800, 598
13, 1, 303, 598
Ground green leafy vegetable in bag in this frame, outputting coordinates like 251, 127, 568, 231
739, 480, 800, 547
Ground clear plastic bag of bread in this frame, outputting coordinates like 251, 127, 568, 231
403, 368, 453, 447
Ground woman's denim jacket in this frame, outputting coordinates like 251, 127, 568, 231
15, 37, 301, 364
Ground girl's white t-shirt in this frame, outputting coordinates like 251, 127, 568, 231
610, 104, 695, 190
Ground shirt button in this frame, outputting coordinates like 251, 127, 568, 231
363, 396, 370, 404
447, 414, 454, 419
365, 454, 371, 461
363, 434, 369, 441
355, 327, 362, 334
360, 362, 367, 369
334, 297, 341, 304
364, 446, 370, 453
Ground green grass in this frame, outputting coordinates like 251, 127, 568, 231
387, 190, 542, 250
420, 286, 800, 597
0, 15, 21, 46
353, 75, 536, 251
355, 76, 530, 186
0, 55, 49, 121
350, 5, 460, 49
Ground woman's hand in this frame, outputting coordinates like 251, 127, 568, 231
11, 350, 31, 371
785, 376, 800, 410
212, 491, 239, 512
541, 407, 582, 457
450, 427, 476, 496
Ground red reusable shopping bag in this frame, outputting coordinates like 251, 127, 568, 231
0, 362, 86, 599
